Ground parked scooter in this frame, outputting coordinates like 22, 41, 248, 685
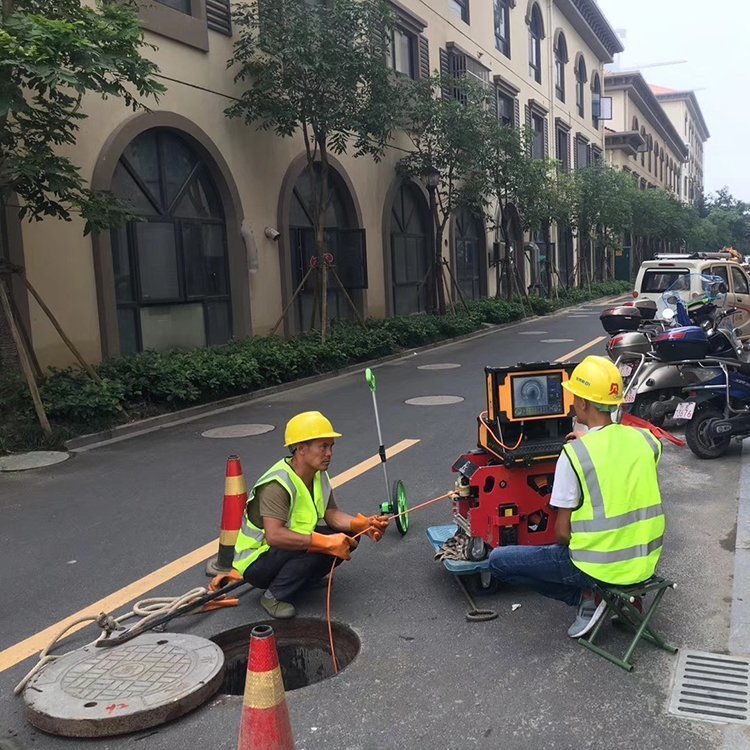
602, 284, 744, 425
681, 357, 750, 459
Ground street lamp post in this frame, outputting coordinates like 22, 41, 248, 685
421, 166, 444, 314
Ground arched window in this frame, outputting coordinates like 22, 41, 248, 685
591, 72, 601, 129
528, 3, 544, 83
575, 55, 587, 118
454, 208, 486, 301
554, 32, 568, 102
391, 182, 430, 315
289, 165, 365, 331
110, 129, 231, 354
640, 126, 647, 166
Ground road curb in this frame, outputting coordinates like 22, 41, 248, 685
65, 295, 623, 453
729, 442, 750, 654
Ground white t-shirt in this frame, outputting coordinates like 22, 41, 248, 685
549, 426, 604, 510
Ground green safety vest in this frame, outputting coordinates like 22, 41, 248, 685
232, 458, 331, 575
564, 424, 665, 586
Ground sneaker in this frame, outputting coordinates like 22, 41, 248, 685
260, 595, 296, 619
568, 596, 607, 638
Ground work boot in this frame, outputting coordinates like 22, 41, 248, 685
261, 595, 296, 619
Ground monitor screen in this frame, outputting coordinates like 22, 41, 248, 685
510, 373, 565, 419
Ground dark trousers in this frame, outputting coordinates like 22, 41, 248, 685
242, 528, 344, 601
488, 543, 600, 607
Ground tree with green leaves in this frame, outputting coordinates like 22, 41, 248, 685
570, 165, 632, 283
399, 73, 491, 314
0, 0, 163, 431
0, 0, 164, 234
226, 0, 398, 339
514, 158, 575, 295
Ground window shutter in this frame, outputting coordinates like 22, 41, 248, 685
524, 105, 531, 156
513, 98, 520, 129
543, 117, 549, 158
418, 35, 430, 79
574, 138, 579, 170
439, 48, 450, 100
206, 0, 232, 35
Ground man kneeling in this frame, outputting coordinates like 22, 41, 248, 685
488, 356, 665, 638
233, 411, 389, 619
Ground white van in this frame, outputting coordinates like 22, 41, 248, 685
633, 253, 750, 338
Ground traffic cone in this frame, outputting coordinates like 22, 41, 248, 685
206, 455, 248, 576
237, 624, 295, 750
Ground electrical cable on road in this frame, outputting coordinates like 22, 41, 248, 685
326, 491, 456, 673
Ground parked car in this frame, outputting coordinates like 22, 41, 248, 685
633, 252, 750, 339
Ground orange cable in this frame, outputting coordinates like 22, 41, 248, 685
479, 411, 524, 452
325, 491, 454, 673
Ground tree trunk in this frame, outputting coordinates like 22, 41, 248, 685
543, 220, 553, 297
434, 223, 446, 315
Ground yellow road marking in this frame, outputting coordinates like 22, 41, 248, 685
0, 439, 420, 674
559, 336, 606, 362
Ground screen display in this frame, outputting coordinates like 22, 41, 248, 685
511, 373, 565, 419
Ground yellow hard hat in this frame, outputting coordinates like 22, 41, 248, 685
284, 411, 342, 447
562, 355, 624, 405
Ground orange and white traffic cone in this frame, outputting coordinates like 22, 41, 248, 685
206, 455, 248, 576
237, 624, 294, 750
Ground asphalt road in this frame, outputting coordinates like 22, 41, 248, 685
1, 298, 748, 749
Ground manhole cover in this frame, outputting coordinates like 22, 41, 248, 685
417, 363, 462, 371
668, 650, 750, 725
405, 395, 464, 406
0, 451, 70, 472
24, 633, 225, 737
212, 618, 360, 694
201, 424, 275, 439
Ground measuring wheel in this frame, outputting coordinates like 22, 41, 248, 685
380, 479, 410, 536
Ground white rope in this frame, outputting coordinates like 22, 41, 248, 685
14, 587, 209, 695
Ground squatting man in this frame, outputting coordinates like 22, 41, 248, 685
233, 411, 389, 619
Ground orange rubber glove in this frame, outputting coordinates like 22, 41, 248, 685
350, 513, 390, 542
308, 532, 358, 560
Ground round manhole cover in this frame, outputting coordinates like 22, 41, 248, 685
24, 633, 225, 737
417, 363, 461, 371
201, 424, 275, 439
212, 618, 360, 694
0, 451, 70, 472
405, 395, 464, 406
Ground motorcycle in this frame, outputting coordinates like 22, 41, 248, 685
680, 357, 750, 459
600, 276, 739, 426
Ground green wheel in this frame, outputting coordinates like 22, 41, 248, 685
392, 479, 409, 536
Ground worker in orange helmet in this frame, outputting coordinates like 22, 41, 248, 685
233, 411, 390, 619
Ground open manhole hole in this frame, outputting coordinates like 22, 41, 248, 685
211, 618, 359, 694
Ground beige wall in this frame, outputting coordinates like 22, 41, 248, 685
15, 0, 618, 367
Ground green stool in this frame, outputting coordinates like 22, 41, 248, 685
579, 576, 678, 672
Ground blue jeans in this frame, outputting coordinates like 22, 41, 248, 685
488, 543, 600, 607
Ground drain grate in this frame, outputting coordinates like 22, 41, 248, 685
669, 650, 750, 725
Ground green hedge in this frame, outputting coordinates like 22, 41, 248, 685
0, 281, 629, 453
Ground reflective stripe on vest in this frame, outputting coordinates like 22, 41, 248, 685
565, 424, 665, 586
232, 459, 329, 575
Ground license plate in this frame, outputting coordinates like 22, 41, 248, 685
624, 389, 637, 404
673, 402, 696, 420
618, 363, 633, 377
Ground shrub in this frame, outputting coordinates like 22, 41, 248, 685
0, 280, 631, 450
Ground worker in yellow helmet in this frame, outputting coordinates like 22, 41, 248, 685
489, 356, 665, 638
233, 411, 390, 619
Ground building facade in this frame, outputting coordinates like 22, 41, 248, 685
603, 72, 689, 195
4, 0, 621, 367
651, 86, 710, 204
